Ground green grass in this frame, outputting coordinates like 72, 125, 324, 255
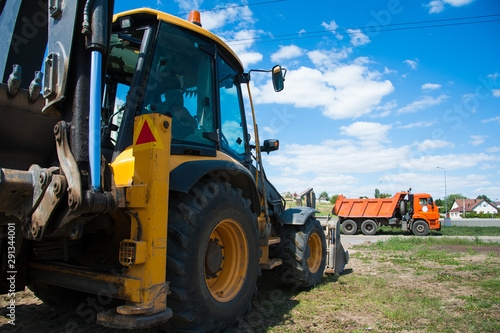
433, 226, 500, 236
359, 235, 495, 251
377, 225, 500, 236
236, 237, 500, 333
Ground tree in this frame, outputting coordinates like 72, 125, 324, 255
379, 193, 392, 198
477, 194, 492, 203
374, 189, 380, 198
445, 193, 467, 212
359, 196, 368, 199
329, 194, 339, 205
319, 191, 329, 200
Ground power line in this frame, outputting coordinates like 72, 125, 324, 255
227, 13, 500, 46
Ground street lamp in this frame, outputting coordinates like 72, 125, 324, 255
437, 166, 450, 226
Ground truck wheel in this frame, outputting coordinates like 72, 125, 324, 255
164, 181, 259, 332
277, 218, 327, 289
342, 219, 357, 235
412, 220, 429, 236
361, 219, 377, 235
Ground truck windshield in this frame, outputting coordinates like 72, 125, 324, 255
139, 21, 215, 148
419, 198, 429, 205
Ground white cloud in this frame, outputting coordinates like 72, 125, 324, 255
266, 140, 496, 194
239, 52, 263, 67
482, 116, 500, 124
403, 59, 419, 70
426, 0, 475, 13
348, 29, 370, 47
370, 100, 397, 118
202, 6, 255, 31
252, 58, 394, 120
270, 45, 304, 63
426, 0, 445, 13
224, 30, 263, 68
421, 83, 442, 90
470, 135, 487, 146
397, 95, 449, 114
174, 0, 202, 12
321, 20, 344, 40
265, 134, 498, 197
416, 139, 454, 152
487, 146, 500, 153
400, 153, 496, 171
488, 73, 499, 82
481, 163, 497, 170
322, 20, 338, 32
340, 122, 392, 143
267, 140, 412, 177
493, 89, 500, 97
444, 0, 475, 6
307, 48, 352, 69
398, 120, 436, 129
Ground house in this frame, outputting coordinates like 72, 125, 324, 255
317, 194, 329, 203
449, 199, 498, 219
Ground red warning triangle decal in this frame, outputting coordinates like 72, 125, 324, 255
135, 121, 156, 145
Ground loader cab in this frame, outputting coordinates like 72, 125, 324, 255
102, 9, 250, 163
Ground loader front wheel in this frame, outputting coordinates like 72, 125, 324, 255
277, 218, 327, 289
164, 181, 259, 332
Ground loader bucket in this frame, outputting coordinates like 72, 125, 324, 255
324, 218, 349, 275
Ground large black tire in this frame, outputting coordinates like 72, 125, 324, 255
412, 220, 430, 236
361, 219, 377, 235
276, 218, 327, 289
342, 219, 357, 235
164, 181, 259, 332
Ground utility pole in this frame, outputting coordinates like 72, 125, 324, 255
437, 167, 450, 226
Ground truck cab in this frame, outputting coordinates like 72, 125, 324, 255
411, 193, 441, 233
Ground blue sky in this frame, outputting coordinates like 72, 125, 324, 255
116, 0, 500, 201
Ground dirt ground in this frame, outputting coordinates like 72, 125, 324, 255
1, 241, 498, 332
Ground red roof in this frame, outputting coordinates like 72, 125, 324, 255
450, 199, 496, 212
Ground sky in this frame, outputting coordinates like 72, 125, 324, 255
116, 0, 500, 201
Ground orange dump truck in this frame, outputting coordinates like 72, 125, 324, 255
332, 190, 441, 236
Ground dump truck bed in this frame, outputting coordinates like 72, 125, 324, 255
333, 192, 407, 219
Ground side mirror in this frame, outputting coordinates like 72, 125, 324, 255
272, 65, 285, 92
261, 139, 279, 154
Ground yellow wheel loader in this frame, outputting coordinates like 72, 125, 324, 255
0, 1, 348, 331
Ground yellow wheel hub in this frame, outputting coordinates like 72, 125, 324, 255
307, 232, 322, 273
205, 218, 248, 302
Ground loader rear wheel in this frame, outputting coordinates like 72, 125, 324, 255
164, 181, 259, 332
342, 219, 357, 235
361, 219, 377, 235
277, 218, 327, 289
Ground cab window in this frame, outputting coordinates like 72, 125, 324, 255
217, 57, 247, 159
140, 22, 215, 147
419, 198, 428, 205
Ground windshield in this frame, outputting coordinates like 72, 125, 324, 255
139, 21, 215, 148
